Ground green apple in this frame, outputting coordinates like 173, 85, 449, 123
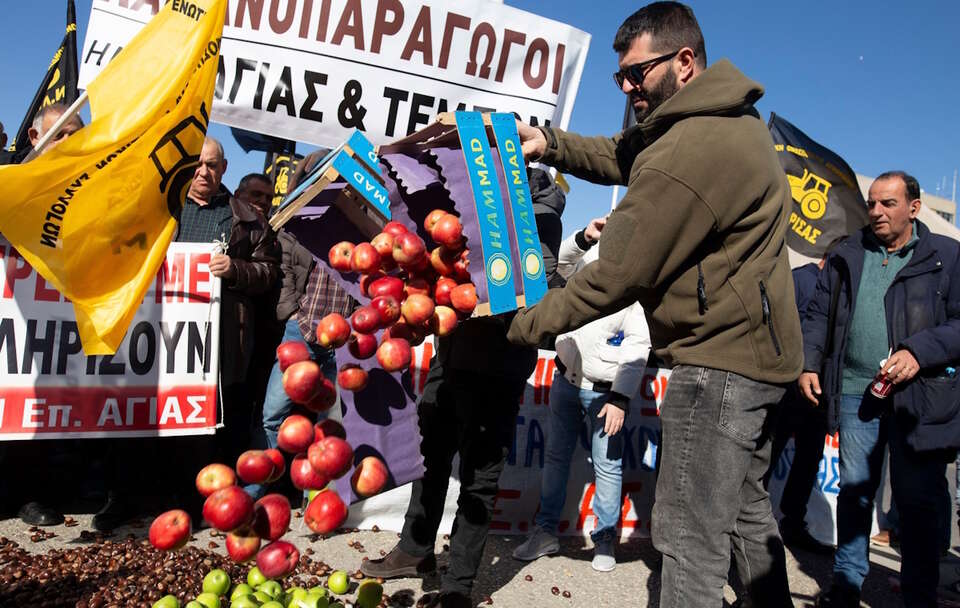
257, 580, 283, 600
195, 592, 221, 608
185, 602, 205, 608
230, 583, 255, 601
285, 587, 308, 607
326, 571, 349, 595
355, 580, 383, 608
299, 590, 329, 608
152, 595, 180, 608
253, 591, 273, 604
307, 587, 328, 598
203, 569, 231, 597
247, 566, 269, 588
230, 599, 259, 608
261, 602, 284, 608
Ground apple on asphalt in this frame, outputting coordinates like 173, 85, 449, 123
247, 566, 268, 588
148, 509, 192, 551
202, 568, 231, 596
256, 540, 300, 579
303, 488, 348, 535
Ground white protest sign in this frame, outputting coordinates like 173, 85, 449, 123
79, 0, 591, 147
0, 239, 221, 439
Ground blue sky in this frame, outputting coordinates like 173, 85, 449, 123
2, 1, 958, 236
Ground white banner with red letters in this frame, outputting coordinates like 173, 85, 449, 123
349, 350, 867, 543
0, 238, 221, 440
78, 0, 591, 147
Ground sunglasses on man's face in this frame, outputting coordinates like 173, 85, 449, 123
613, 50, 680, 89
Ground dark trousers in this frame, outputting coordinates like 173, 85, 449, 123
399, 363, 526, 596
653, 366, 791, 608
763, 389, 828, 528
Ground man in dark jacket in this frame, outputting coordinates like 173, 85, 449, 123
799, 171, 960, 607
508, 4, 801, 607
360, 169, 564, 608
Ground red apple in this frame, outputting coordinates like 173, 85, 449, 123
224, 526, 260, 562
404, 277, 431, 299
450, 284, 478, 315
275, 341, 310, 372
337, 364, 369, 392
303, 377, 337, 413
370, 232, 395, 261
203, 486, 254, 532
149, 509, 191, 551
252, 494, 291, 541
290, 453, 330, 490
401, 293, 435, 325
392, 232, 426, 265
350, 305, 380, 334
377, 338, 412, 372
277, 414, 315, 454
256, 540, 300, 579
350, 242, 381, 274
429, 305, 459, 337
371, 295, 400, 327
359, 271, 386, 298
348, 331, 378, 360
328, 241, 355, 272
236, 450, 276, 485
368, 276, 405, 303
433, 277, 457, 307
424, 209, 449, 233
400, 253, 430, 274
431, 214, 463, 249
195, 463, 237, 497
308, 436, 354, 480
317, 313, 351, 349
263, 448, 286, 483
282, 360, 322, 404
382, 221, 409, 237
315, 419, 346, 442
430, 247, 457, 277
303, 489, 348, 535
351, 456, 389, 498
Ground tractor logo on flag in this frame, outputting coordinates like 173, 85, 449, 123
787, 169, 832, 220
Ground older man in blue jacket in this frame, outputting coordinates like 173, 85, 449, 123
799, 171, 960, 607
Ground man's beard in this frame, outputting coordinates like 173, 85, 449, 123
632, 71, 680, 122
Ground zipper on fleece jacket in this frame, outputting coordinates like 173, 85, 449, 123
697, 262, 709, 315
758, 281, 782, 357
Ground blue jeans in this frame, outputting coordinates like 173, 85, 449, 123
246, 318, 337, 498
536, 373, 623, 540
834, 393, 948, 606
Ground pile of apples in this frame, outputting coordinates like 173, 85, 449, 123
322, 211, 478, 389
149, 415, 388, 580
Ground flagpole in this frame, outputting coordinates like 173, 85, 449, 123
23, 90, 88, 162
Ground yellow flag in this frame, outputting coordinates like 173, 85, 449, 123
0, 0, 226, 355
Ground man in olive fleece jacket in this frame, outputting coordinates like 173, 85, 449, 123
507, 4, 802, 608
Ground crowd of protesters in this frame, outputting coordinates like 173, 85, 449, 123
2, 2, 960, 608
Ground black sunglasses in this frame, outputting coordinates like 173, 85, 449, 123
613, 50, 680, 89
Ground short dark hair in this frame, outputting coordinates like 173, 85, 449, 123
237, 172, 271, 194
613, 2, 706, 68
876, 170, 921, 202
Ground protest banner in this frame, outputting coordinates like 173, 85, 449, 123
79, 0, 591, 147
0, 239, 221, 440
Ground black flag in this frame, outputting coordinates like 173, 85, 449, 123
768, 113, 868, 258
5, 0, 78, 162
